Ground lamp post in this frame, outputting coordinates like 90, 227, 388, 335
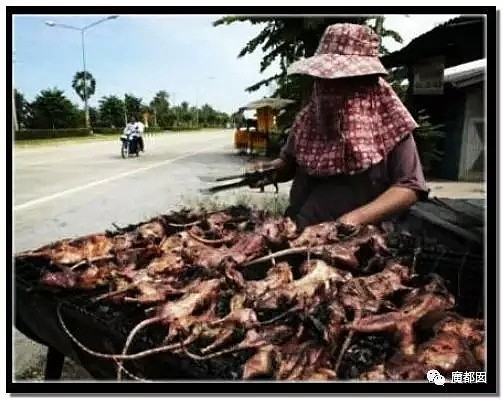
124, 93, 128, 126
45, 15, 119, 128
12, 51, 18, 132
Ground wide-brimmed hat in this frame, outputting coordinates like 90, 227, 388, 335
287, 23, 388, 79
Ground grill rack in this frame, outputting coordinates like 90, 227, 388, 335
14, 204, 485, 380
15, 257, 252, 380
386, 232, 483, 318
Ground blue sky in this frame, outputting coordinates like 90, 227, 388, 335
13, 14, 459, 115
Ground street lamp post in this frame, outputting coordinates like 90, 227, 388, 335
12, 51, 19, 132
124, 93, 128, 126
45, 15, 119, 128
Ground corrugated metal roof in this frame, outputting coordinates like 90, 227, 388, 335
444, 58, 487, 84
381, 16, 484, 68
396, 59, 486, 88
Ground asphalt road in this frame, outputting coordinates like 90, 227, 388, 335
13, 129, 261, 380
13, 129, 254, 252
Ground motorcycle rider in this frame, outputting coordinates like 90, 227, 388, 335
123, 117, 145, 152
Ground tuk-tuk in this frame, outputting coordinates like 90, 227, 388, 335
233, 97, 294, 155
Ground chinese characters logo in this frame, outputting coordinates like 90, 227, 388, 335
427, 369, 486, 385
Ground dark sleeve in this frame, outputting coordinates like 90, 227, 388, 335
279, 132, 296, 166
387, 134, 430, 200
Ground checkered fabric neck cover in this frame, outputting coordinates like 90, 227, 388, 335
315, 23, 380, 57
292, 77, 419, 176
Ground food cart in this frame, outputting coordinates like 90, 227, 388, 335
233, 97, 295, 155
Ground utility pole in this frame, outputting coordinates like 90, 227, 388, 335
124, 93, 128, 126
12, 88, 18, 132
12, 50, 21, 133
81, 30, 89, 127
12, 51, 19, 132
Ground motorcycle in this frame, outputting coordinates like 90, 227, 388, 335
120, 131, 140, 159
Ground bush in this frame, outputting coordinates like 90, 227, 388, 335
166, 126, 202, 132
145, 126, 164, 133
92, 126, 165, 135
413, 110, 446, 176
92, 127, 122, 135
15, 128, 92, 140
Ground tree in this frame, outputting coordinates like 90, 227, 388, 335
72, 71, 97, 102
27, 88, 81, 129
72, 70, 96, 127
213, 17, 369, 94
214, 16, 404, 129
14, 89, 31, 129
178, 101, 192, 126
180, 101, 189, 112
413, 110, 446, 176
231, 111, 245, 127
199, 104, 216, 127
215, 17, 402, 93
125, 93, 143, 121
98, 95, 125, 128
88, 107, 99, 127
150, 91, 171, 127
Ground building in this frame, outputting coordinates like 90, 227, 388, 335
443, 59, 485, 181
381, 16, 485, 181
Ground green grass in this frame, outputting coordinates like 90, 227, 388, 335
14, 130, 182, 148
14, 135, 117, 148
14, 128, 230, 148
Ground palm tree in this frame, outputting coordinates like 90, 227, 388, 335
72, 70, 96, 127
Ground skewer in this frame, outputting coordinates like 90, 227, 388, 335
69, 255, 115, 271
241, 246, 324, 267
268, 249, 276, 267
167, 220, 201, 228
93, 288, 130, 302
333, 310, 361, 377
186, 229, 236, 245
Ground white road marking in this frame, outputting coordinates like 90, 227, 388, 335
14, 142, 227, 212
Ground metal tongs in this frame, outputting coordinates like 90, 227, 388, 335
198, 166, 279, 195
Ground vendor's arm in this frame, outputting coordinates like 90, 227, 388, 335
338, 134, 429, 226
251, 132, 296, 185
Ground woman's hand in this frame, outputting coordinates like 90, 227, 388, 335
248, 159, 285, 188
249, 159, 282, 173
337, 212, 362, 227
338, 187, 419, 226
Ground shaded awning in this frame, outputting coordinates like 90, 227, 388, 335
241, 97, 295, 111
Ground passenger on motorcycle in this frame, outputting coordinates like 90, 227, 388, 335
122, 117, 145, 152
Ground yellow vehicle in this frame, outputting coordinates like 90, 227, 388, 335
234, 97, 294, 155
